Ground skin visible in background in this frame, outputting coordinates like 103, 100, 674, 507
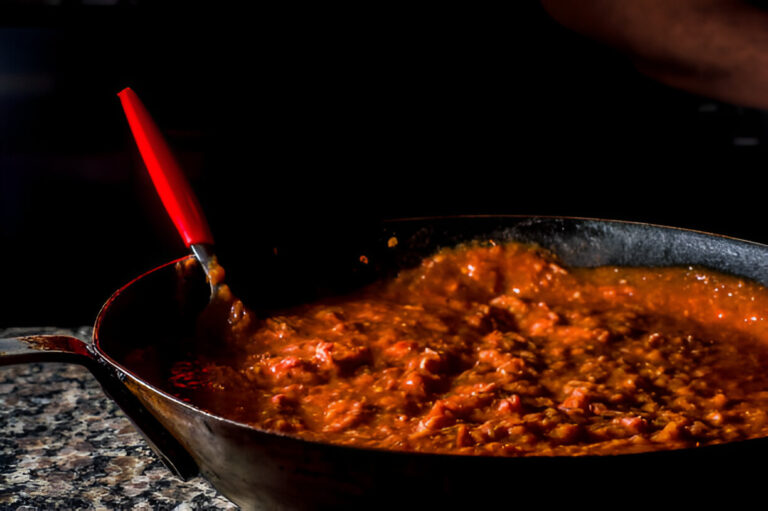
540, 0, 768, 110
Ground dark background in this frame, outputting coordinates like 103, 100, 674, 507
2, 2, 767, 327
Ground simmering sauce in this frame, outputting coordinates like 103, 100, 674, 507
167, 242, 768, 456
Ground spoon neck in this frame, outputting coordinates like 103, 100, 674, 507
190, 243, 225, 292
190, 243, 216, 266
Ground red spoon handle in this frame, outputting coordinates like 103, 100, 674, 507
118, 87, 214, 247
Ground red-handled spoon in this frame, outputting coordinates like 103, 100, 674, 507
117, 87, 225, 298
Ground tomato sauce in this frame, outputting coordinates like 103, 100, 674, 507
167, 242, 768, 456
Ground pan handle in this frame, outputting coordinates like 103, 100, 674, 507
0, 335, 199, 480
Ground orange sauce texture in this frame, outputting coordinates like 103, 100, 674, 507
167, 242, 768, 456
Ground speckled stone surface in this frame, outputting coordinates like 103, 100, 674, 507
0, 327, 238, 510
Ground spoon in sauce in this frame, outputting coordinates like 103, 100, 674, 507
117, 87, 226, 300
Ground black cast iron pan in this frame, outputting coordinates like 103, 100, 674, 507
3, 216, 768, 510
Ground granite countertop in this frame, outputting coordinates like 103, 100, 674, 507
0, 327, 238, 510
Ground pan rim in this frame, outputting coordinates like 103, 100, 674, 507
90, 214, 768, 462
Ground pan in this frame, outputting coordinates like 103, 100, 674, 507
3, 215, 768, 510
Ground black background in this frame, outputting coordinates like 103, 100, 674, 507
2, 2, 767, 327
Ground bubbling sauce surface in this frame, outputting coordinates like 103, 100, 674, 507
166, 243, 768, 456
